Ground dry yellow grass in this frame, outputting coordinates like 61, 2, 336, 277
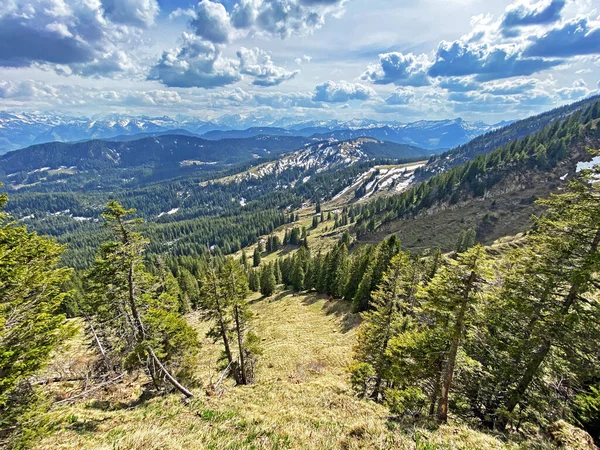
35, 292, 552, 450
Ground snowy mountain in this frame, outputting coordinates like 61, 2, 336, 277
218, 138, 430, 188
0, 111, 502, 154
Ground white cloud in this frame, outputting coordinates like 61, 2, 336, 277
313, 80, 375, 102
237, 47, 299, 86
361, 52, 431, 86
148, 33, 240, 88
190, 0, 233, 44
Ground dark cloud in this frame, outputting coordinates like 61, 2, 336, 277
148, 33, 240, 88
428, 41, 562, 81
0, 16, 93, 68
313, 80, 375, 102
361, 52, 431, 86
523, 18, 600, 58
501, 0, 565, 30
0, 0, 150, 76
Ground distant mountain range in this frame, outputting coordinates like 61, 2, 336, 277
0, 111, 509, 154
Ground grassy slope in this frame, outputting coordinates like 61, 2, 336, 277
360, 155, 580, 252
33, 292, 550, 450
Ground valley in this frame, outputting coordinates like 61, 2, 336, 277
2, 95, 600, 450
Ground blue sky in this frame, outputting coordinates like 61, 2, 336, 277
0, 0, 598, 123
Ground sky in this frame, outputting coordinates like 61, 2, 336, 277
0, 0, 599, 123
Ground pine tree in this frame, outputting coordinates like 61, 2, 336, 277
86, 201, 198, 397
0, 189, 73, 446
177, 267, 200, 310
350, 252, 420, 401
220, 258, 258, 384
291, 257, 305, 291
253, 246, 261, 267
419, 245, 489, 422
494, 168, 600, 429
260, 264, 276, 297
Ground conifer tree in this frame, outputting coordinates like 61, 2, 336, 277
260, 264, 276, 297
493, 167, 600, 429
350, 252, 420, 401
253, 246, 261, 267
419, 245, 489, 423
0, 188, 73, 446
86, 201, 198, 397
219, 258, 258, 384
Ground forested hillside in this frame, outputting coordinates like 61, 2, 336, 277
2, 97, 600, 450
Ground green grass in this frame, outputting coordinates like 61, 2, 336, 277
33, 292, 558, 449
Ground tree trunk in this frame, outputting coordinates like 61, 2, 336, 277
438, 270, 476, 423
498, 227, 600, 430
429, 360, 443, 417
146, 347, 193, 398
209, 269, 236, 382
128, 264, 146, 341
84, 314, 111, 371
234, 305, 247, 385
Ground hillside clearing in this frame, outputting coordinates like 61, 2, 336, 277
35, 292, 553, 449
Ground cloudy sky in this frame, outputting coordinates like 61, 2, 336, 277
0, 0, 599, 123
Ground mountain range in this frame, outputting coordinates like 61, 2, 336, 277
0, 111, 509, 154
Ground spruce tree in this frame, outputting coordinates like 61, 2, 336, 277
253, 246, 261, 267
86, 201, 198, 397
0, 189, 73, 446
260, 264, 276, 297
350, 252, 420, 401
419, 245, 489, 422
494, 168, 600, 429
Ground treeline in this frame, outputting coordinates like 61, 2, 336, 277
355, 99, 600, 237
424, 94, 600, 174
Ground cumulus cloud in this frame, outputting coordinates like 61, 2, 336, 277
101, 0, 159, 28
501, 0, 565, 31
361, 52, 431, 86
295, 55, 312, 65
428, 40, 562, 81
313, 80, 375, 102
0, 0, 151, 76
122, 90, 182, 106
230, 0, 347, 38
191, 0, 233, 44
385, 89, 416, 105
0, 80, 58, 100
237, 47, 299, 86
148, 33, 240, 88
523, 18, 600, 57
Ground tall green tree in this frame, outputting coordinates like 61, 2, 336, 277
350, 252, 421, 401
419, 245, 489, 423
260, 264, 276, 297
0, 189, 73, 447
85, 201, 198, 397
493, 168, 600, 429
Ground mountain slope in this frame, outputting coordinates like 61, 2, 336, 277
209, 138, 430, 186
422, 94, 600, 177
0, 134, 313, 176
356, 98, 600, 250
